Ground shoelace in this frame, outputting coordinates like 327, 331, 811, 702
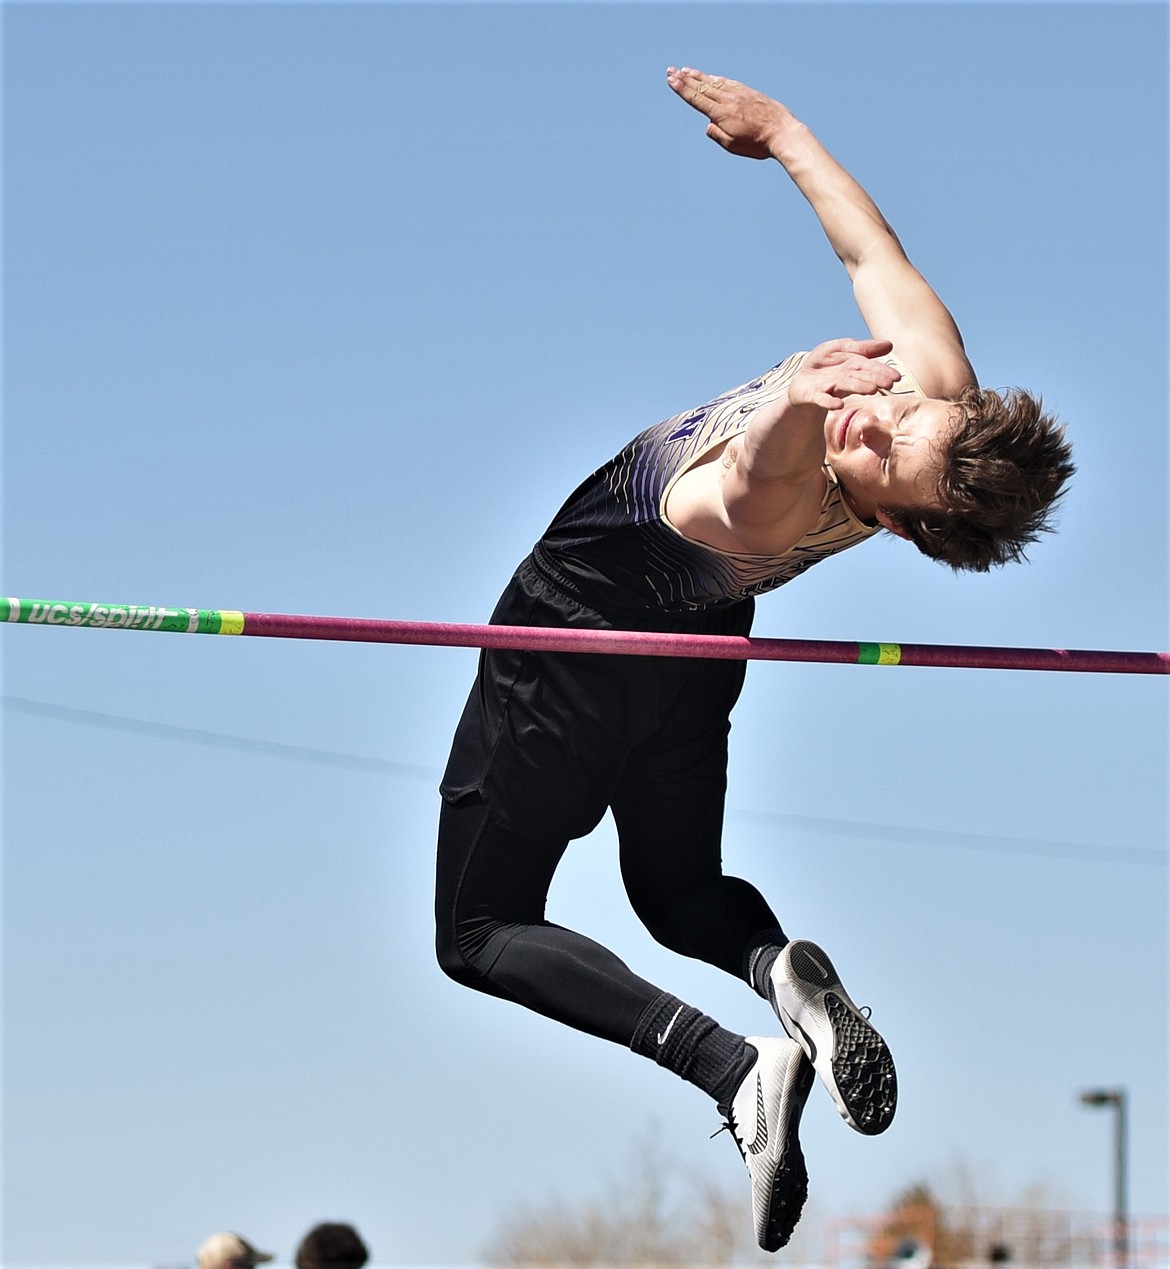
711, 1118, 748, 1161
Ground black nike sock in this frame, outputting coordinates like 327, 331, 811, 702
744, 929, 788, 1005
630, 991, 748, 1107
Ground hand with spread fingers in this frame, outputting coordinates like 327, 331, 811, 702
788, 338, 900, 412
666, 65, 792, 159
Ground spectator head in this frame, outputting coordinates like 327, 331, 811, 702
294, 1222, 370, 1269
196, 1233, 275, 1269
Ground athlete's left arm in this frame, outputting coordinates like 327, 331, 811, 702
667, 66, 978, 400
849, 239, 977, 399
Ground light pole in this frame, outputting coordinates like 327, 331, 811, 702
1079, 1087, 1128, 1269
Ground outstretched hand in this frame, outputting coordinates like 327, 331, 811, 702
666, 65, 790, 159
788, 339, 899, 411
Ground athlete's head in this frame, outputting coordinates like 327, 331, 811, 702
878, 386, 1075, 572
825, 386, 1074, 572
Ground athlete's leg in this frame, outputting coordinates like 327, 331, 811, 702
436, 791, 656, 1041
434, 797, 812, 1251
434, 573, 818, 1250
437, 563, 813, 1131
607, 657, 899, 1137
611, 654, 787, 979
436, 790, 757, 1102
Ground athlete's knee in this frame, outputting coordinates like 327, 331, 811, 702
623, 870, 703, 948
435, 919, 478, 988
437, 945, 488, 993
435, 914, 508, 997
627, 894, 702, 957
629, 874, 775, 966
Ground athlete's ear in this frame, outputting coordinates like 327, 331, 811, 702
875, 509, 911, 539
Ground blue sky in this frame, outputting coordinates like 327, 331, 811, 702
3, 3, 1166, 1266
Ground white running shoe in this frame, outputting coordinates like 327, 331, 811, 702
768, 940, 897, 1136
718, 1035, 814, 1253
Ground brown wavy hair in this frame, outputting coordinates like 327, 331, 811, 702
879, 386, 1075, 572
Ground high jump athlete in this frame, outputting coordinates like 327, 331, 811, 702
435, 67, 1074, 1251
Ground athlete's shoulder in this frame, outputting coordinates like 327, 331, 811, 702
879, 350, 926, 399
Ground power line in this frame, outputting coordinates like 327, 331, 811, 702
5, 694, 1164, 868
3, 693, 436, 781
725, 808, 1165, 868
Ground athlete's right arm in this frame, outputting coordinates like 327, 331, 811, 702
666, 339, 897, 555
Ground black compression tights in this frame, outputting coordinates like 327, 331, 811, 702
434, 794, 780, 1047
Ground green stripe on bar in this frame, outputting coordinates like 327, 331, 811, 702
1, 598, 244, 635
858, 642, 902, 666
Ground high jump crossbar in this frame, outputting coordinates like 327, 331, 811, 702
4, 596, 1168, 675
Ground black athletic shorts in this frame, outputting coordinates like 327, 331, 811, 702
440, 553, 755, 840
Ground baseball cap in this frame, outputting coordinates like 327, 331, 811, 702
197, 1232, 276, 1269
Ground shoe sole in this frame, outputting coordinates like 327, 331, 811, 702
778, 941, 897, 1136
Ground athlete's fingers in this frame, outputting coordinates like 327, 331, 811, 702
853, 337, 896, 358
706, 123, 735, 149
666, 65, 728, 115
809, 337, 894, 361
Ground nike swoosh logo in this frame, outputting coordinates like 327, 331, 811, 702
788, 1016, 818, 1065
747, 1074, 769, 1156
805, 949, 830, 980
657, 1005, 684, 1046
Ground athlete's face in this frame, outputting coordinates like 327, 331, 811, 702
823, 394, 959, 531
